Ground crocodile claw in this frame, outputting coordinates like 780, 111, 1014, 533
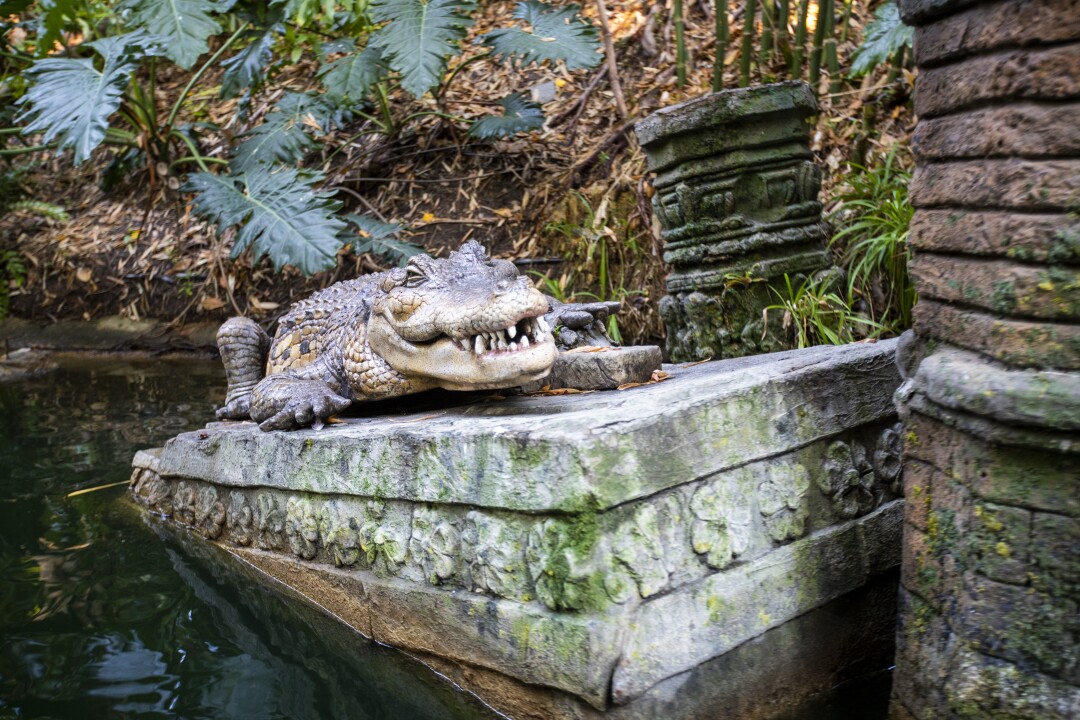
253, 381, 352, 431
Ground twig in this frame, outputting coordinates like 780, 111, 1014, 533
594, 0, 629, 119
334, 185, 389, 222
550, 68, 605, 127
569, 118, 638, 180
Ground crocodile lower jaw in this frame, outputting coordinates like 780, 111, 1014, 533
367, 315, 557, 390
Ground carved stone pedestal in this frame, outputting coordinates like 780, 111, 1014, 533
635, 81, 828, 362
892, 0, 1080, 717
131, 341, 904, 719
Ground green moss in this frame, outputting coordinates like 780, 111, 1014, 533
990, 281, 1017, 314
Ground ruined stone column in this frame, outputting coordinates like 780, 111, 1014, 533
635, 81, 829, 361
892, 1, 1080, 717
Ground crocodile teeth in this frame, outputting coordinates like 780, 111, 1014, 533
497, 330, 508, 347
520, 336, 530, 349
537, 316, 549, 333
475, 335, 486, 354
507, 324, 517, 340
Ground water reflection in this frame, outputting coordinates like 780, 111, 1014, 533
0, 357, 498, 720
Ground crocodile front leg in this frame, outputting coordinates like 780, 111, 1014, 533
216, 317, 270, 420
249, 349, 352, 431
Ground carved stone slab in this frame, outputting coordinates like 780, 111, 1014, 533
131, 339, 904, 718
635, 81, 829, 362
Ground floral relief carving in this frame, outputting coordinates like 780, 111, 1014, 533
819, 440, 876, 518
254, 492, 285, 550
227, 492, 254, 546
143, 474, 173, 515
409, 506, 461, 585
462, 511, 525, 600
194, 485, 226, 539
320, 505, 360, 567
690, 479, 752, 569
358, 501, 407, 575
757, 463, 810, 543
874, 424, 904, 495
525, 518, 599, 611
286, 496, 320, 560
612, 494, 684, 599
173, 481, 196, 526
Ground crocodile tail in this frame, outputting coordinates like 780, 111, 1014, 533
216, 317, 270, 419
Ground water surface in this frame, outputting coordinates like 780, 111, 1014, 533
0, 357, 499, 720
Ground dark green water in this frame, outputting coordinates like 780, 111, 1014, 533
0, 358, 499, 720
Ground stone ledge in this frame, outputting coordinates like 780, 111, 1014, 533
910, 347, 1080, 432
155, 340, 899, 513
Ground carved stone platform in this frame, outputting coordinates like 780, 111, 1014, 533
131, 340, 904, 719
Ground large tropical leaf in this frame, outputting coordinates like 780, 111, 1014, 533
318, 41, 389, 102
17, 31, 162, 165
231, 92, 347, 171
220, 27, 278, 98
482, 1, 600, 71
185, 167, 348, 274
345, 213, 422, 266
850, 1, 913, 77
120, 0, 221, 69
469, 92, 543, 139
35, 0, 80, 57
369, 0, 474, 98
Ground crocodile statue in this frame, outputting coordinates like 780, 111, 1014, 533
216, 240, 617, 431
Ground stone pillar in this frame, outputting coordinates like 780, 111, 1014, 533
892, 1, 1080, 718
635, 81, 829, 362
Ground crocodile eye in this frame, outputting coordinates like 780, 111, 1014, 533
404, 267, 427, 288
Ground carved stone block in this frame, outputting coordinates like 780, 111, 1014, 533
635, 81, 829, 361
131, 340, 905, 719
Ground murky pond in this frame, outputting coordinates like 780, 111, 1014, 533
0, 357, 499, 720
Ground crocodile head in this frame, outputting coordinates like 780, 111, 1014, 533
367, 241, 557, 390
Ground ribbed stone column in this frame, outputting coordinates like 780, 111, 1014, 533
892, 1, 1080, 718
635, 81, 829, 362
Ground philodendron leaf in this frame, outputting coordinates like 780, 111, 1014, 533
850, 1, 913, 77
120, 0, 220, 69
318, 42, 389, 102
345, 213, 423, 266
369, 0, 474, 98
482, 1, 601, 71
469, 92, 543, 139
220, 26, 278, 98
185, 167, 348, 274
231, 92, 348, 171
17, 31, 162, 165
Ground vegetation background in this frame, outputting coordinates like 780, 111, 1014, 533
0, 0, 915, 349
